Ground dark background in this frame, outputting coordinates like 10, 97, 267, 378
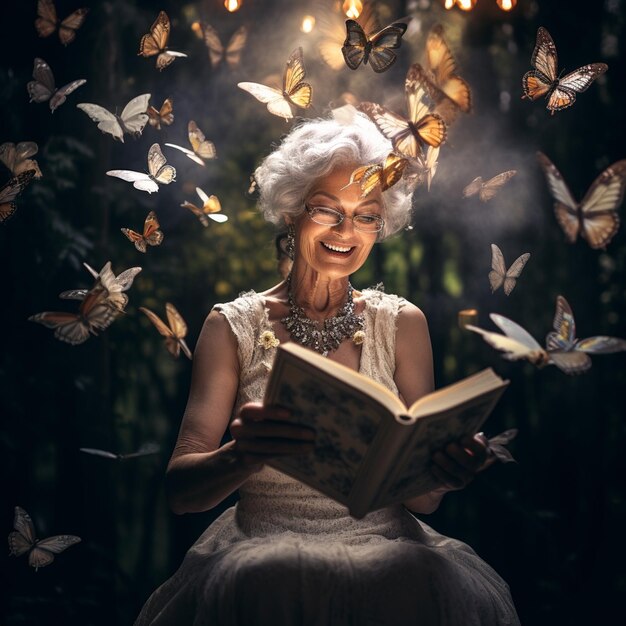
1, 0, 625, 624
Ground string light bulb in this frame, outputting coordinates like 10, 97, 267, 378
301, 15, 316, 33
343, 0, 363, 18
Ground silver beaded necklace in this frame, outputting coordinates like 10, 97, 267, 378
281, 274, 365, 356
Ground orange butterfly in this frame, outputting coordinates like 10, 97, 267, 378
424, 25, 471, 123
35, 0, 88, 46
147, 98, 174, 129
359, 64, 446, 159
138, 11, 188, 71
0, 170, 36, 224
181, 187, 228, 226
121, 211, 164, 253
9, 506, 81, 571
165, 121, 216, 166
348, 153, 408, 197
139, 302, 192, 360
522, 27, 608, 114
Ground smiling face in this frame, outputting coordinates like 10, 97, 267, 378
289, 164, 384, 281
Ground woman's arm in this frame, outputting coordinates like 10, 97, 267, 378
393, 303, 490, 514
166, 310, 315, 515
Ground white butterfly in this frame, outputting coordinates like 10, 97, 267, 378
106, 143, 176, 193
463, 170, 517, 202
77, 93, 151, 142
488, 244, 530, 296
8, 506, 81, 571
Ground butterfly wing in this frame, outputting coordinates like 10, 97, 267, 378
30, 535, 81, 569
119, 93, 151, 135
181, 201, 209, 226
238, 82, 293, 120
201, 22, 224, 67
139, 306, 173, 338
0, 142, 41, 178
478, 170, 517, 202
405, 64, 447, 148
367, 23, 408, 73
466, 322, 546, 364
0, 170, 36, 224
121, 227, 148, 253
58, 8, 89, 46
139, 11, 169, 58
147, 98, 174, 128
77, 103, 123, 141
536, 152, 580, 244
112, 267, 142, 292
148, 143, 176, 184
188, 121, 217, 160
489, 313, 545, 356
546, 295, 576, 351
165, 303, 192, 360
80, 447, 119, 458
342, 20, 368, 70
156, 50, 187, 71
488, 243, 506, 293
522, 26, 558, 101
142, 210, 164, 247
106, 169, 157, 194
225, 26, 248, 69
283, 47, 312, 110
35, 0, 58, 38
546, 63, 607, 113
49, 79, 87, 112
10, 507, 37, 555
463, 176, 483, 199
576, 160, 626, 249
27, 58, 56, 103
502, 252, 530, 296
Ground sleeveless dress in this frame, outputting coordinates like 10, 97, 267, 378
135, 289, 520, 626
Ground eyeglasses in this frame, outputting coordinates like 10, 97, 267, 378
304, 204, 385, 234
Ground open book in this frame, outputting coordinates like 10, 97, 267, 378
264, 343, 509, 518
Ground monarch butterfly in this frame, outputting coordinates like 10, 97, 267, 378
181, 187, 228, 226
545, 295, 626, 374
35, 0, 88, 46
341, 19, 409, 73
121, 211, 164, 253
238, 47, 312, 120
488, 244, 530, 296
27, 57, 86, 113
522, 27, 608, 114
463, 170, 517, 202
359, 65, 446, 159
138, 11, 188, 71
165, 121, 216, 166
0, 170, 36, 223
201, 23, 248, 69
139, 302, 193, 360
424, 25, 471, 123
147, 98, 174, 129
0, 142, 42, 178
8, 506, 81, 571
80, 442, 160, 460
77, 93, 151, 142
537, 152, 626, 249
348, 153, 408, 197
107, 143, 176, 194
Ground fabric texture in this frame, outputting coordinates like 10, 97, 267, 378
135, 289, 520, 626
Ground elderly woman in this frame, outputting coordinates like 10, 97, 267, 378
135, 112, 519, 625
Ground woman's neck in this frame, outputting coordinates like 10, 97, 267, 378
287, 263, 350, 320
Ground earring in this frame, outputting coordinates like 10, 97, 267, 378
285, 224, 295, 260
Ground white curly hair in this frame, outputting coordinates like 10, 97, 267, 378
254, 108, 413, 239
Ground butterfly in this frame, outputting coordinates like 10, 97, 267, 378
463, 170, 517, 202
522, 27, 608, 114
165, 121, 216, 166
486, 429, 518, 464
8, 506, 81, 571
201, 23, 248, 69
424, 25, 471, 123
181, 188, 228, 226
121, 211, 164, 253
348, 153, 408, 197
359, 65, 446, 159
35, 0, 88, 46
0, 170, 36, 224
60, 261, 141, 311
138, 11, 188, 71
545, 295, 626, 374
27, 58, 86, 113
0, 142, 42, 178
77, 93, 151, 142
147, 98, 174, 129
80, 442, 160, 460
488, 244, 530, 296
341, 19, 409, 73
537, 152, 626, 249
238, 47, 312, 121
107, 143, 176, 194
403, 146, 440, 191
139, 302, 193, 360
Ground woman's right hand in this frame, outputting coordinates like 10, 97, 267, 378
230, 402, 316, 470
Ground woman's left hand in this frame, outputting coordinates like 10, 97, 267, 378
430, 433, 494, 491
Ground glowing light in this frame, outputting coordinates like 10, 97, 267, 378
224, 0, 241, 12
301, 15, 316, 33
191, 21, 204, 39
343, 0, 363, 18
444, 0, 455, 7
496, 0, 517, 9
457, 0, 477, 9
